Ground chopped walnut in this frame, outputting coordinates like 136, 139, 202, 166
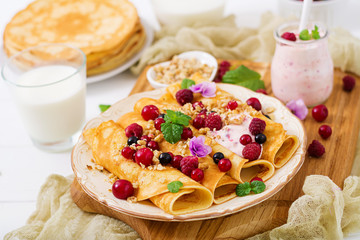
265, 107, 276, 114
199, 162, 209, 171
140, 163, 146, 169
154, 134, 163, 142
86, 165, 93, 170
152, 156, 160, 165
127, 196, 138, 203
132, 182, 139, 189
153, 150, 161, 159
137, 140, 147, 146
159, 177, 166, 184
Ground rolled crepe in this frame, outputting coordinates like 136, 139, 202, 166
83, 120, 213, 215
118, 112, 239, 204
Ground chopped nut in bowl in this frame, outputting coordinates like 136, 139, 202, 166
146, 51, 218, 88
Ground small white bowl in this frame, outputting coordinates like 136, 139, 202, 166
146, 51, 218, 89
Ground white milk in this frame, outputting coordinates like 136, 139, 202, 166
15, 65, 86, 143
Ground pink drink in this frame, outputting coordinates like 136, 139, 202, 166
271, 22, 333, 107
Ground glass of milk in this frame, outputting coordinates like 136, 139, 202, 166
1, 44, 86, 152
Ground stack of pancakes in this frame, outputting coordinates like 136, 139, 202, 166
3, 0, 146, 76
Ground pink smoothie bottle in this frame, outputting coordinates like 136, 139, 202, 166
271, 22, 333, 107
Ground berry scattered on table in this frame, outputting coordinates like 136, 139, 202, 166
308, 140, 325, 158
281, 32, 296, 41
154, 117, 165, 131
127, 136, 138, 146
227, 100, 238, 110
242, 142, 261, 161
191, 168, 204, 181
255, 133, 267, 144
218, 158, 232, 172
212, 152, 225, 164
240, 134, 252, 146
250, 177, 263, 183
171, 155, 183, 169
121, 147, 136, 160
256, 89, 268, 95
141, 105, 160, 121
181, 127, 193, 140
140, 135, 151, 142
135, 147, 154, 166
342, 75, 356, 92
249, 118, 266, 135
205, 112, 222, 130
112, 179, 134, 200
193, 116, 205, 129
159, 152, 172, 165
318, 125, 332, 139
146, 140, 159, 151
176, 89, 194, 106
312, 104, 328, 122
180, 156, 199, 176
192, 101, 204, 109
246, 97, 262, 111
125, 123, 143, 138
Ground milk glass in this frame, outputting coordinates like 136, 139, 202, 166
271, 22, 333, 107
2, 44, 86, 152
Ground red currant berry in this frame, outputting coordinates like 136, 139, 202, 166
191, 168, 204, 182
140, 135, 151, 142
171, 155, 183, 169
125, 123, 143, 138
146, 140, 159, 151
192, 101, 204, 109
121, 147, 136, 160
218, 158, 232, 172
240, 134, 252, 145
135, 148, 154, 167
250, 177, 263, 183
246, 97, 262, 111
112, 179, 134, 199
193, 116, 205, 129
141, 105, 160, 121
318, 125, 332, 139
312, 104, 328, 122
181, 127, 193, 140
227, 100, 238, 110
154, 117, 165, 131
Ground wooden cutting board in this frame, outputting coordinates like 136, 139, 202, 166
71, 60, 360, 240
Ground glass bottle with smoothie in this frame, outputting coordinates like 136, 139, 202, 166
271, 22, 333, 107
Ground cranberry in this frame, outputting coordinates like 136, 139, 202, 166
192, 101, 204, 109
218, 158, 232, 172
312, 104, 328, 122
246, 97, 262, 111
141, 105, 160, 121
240, 134, 252, 145
146, 140, 159, 151
342, 75, 356, 92
140, 135, 151, 142
154, 117, 165, 131
256, 89, 267, 95
125, 123, 143, 138
181, 127, 193, 140
227, 100, 238, 110
318, 125, 332, 139
171, 155, 183, 169
193, 116, 205, 129
121, 147, 135, 160
191, 168, 204, 182
135, 148, 153, 167
250, 177, 263, 183
112, 179, 134, 199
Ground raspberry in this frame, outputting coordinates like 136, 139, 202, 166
154, 117, 165, 131
205, 113, 222, 131
181, 127, 193, 140
176, 89, 193, 106
227, 100, 238, 110
141, 105, 160, 121
342, 75, 356, 92
249, 118, 266, 135
192, 101, 204, 109
256, 89, 267, 95
246, 97, 262, 111
312, 104, 328, 122
197, 110, 207, 118
308, 140, 325, 158
242, 142, 261, 161
318, 125, 332, 139
191, 168, 204, 181
281, 32, 296, 41
180, 156, 199, 176
125, 123, 143, 138
171, 155, 183, 169
193, 116, 205, 129
219, 60, 231, 69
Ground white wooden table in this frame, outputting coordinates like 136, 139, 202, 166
1, 0, 359, 238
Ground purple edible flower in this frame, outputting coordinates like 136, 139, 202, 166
189, 82, 216, 98
286, 99, 308, 120
189, 136, 212, 158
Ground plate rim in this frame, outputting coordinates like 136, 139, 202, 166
71, 83, 307, 221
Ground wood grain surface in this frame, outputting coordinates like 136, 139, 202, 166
71, 60, 360, 240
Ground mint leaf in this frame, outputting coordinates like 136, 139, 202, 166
235, 79, 265, 91
181, 78, 196, 89
222, 65, 261, 84
299, 29, 311, 40
250, 181, 266, 194
99, 104, 111, 112
161, 122, 183, 144
164, 110, 191, 126
236, 182, 251, 197
312, 25, 320, 40
167, 181, 183, 193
